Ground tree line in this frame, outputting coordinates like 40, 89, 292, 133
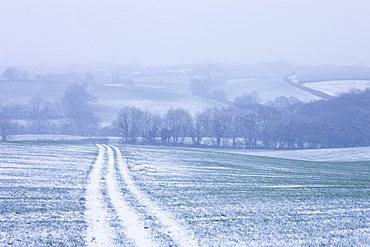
114, 89, 370, 149
1, 80, 369, 149
0, 83, 99, 140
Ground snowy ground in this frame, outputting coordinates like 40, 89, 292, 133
302, 80, 370, 96
0, 142, 369, 246
0, 142, 95, 246
224, 146, 370, 162
85, 144, 198, 246
124, 146, 370, 246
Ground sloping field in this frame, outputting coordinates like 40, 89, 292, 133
301, 80, 370, 96
88, 79, 224, 125
0, 77, 225, 126
0, 80, 68, 106
227, 146, 370, 162
124, 146, 370, 246
1, 142, 369, 246
0, 142, 96, 246
215, 77, 319, 102
289, 66, 370, 97
293, 66, 370, 83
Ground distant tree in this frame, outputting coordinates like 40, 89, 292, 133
61, 83, 99, 135
2, 67, 19, 81
29, 95, 47, 119
238, 111, 258, 148
142, 112, 162, 143
267, 96, 301, 111
164, 108, 192, 144
233, 91, 261, 109
189, 78, 209, 96
225, 107, 242, 148
207, 89, 228, 103
115, 106, 146, 143
161, 128, 171, 143
0, 115, 12, 141
191, 111, 211, 145
207, 108, 229, 147
257, 106, 281, 148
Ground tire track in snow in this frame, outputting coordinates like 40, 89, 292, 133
86, 144, 155, 246
104, 144, 155, 246
111, 145, 199, 247
85, 144, 113, 246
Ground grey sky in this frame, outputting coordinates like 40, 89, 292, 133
1, 0, 369, 66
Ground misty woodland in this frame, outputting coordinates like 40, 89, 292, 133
1, 64, 369, 149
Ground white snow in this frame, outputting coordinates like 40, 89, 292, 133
104, 145, 155, 247
85, 144, 199, 246
111, 145, 200, 247
85, 144, 113, 246
303, 80, 370, 96
225, 146, 370, 162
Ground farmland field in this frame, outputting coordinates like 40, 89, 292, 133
0, 142, 96, 246
0, 142, 369, 246
302, 80, 370, 96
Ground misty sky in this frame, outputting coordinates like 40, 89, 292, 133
1, 0, 370, 67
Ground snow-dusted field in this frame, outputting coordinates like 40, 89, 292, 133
226, 146, 370, 162
217, 77, 319, 103
125, 146, 370, 246
1, 142, 369, 246
0, 142, 96, 246
302, 80, 370, 96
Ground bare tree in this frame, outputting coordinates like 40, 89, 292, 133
165, 108, 192, 144
115, 106, 146, 143
61, 83, 99, 135
191, 111, 211, 145
208, 108, 229, 147
242, 113, 258, 148
0, 116, 12, 141
142, 112, 162, 143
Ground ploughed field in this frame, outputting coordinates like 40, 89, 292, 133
0, 142, 369, 246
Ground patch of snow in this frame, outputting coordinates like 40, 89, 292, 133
303, 80, 370, 96
85, 145, 113, 246
104, 145, 155, 246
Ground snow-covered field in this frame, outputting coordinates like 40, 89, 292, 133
226, 146, 370, 162
0, 142, 96, 246
302, 80, 370, 96
1, 142, 369, 246
217, 77, 319, 103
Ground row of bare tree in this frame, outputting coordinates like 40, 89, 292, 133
114, 89, 370, 149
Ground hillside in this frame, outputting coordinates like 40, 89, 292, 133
1, 63, 370, 126
289, 66, 370, 97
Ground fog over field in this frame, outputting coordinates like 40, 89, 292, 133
1, 0, 370, 67
1, 1, 370, 246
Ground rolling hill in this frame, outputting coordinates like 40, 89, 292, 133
1, 63, 370, 126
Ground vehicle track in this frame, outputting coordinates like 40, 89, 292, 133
85, 144, 198, 246
85, 144, 113, 246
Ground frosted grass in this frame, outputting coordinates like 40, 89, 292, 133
122, 145, 370, 246
0, 142, 96, 246
1, 142, 369, 246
